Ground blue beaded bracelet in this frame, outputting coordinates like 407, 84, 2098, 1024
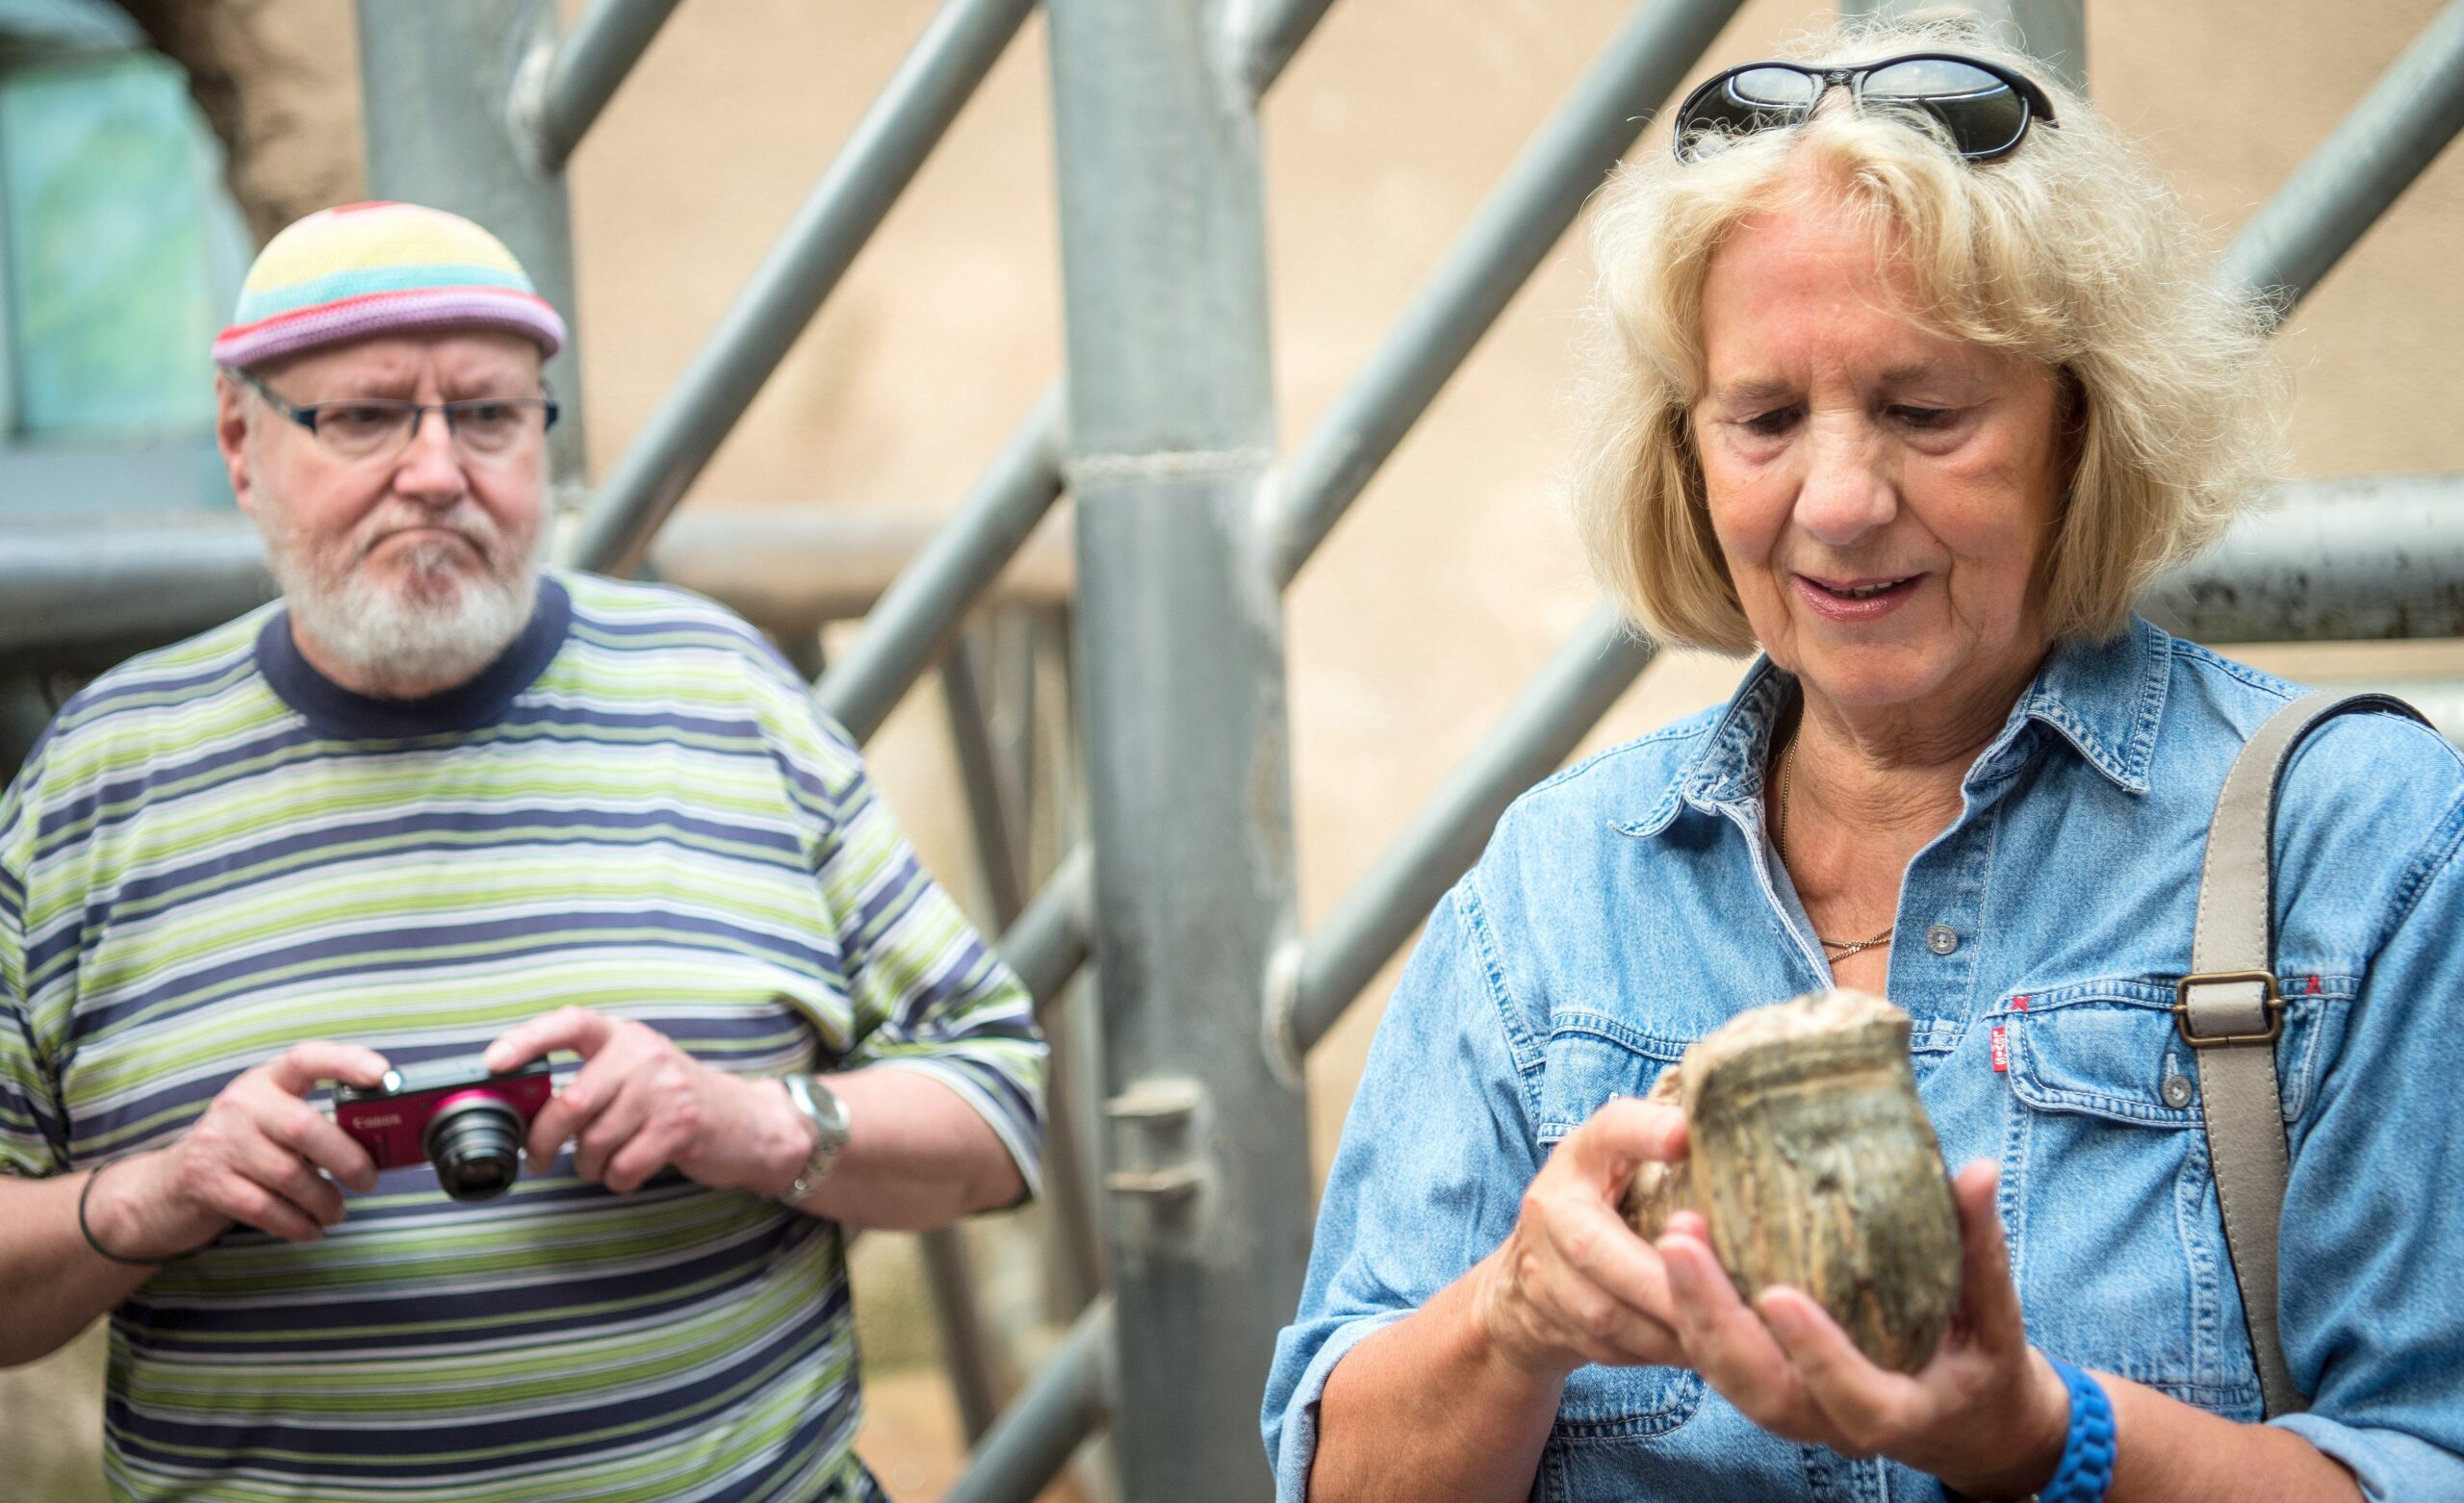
1937, 1358, 2115, 1503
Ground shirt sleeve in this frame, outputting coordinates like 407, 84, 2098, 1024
819, 742, 1048, 1200
0, 755, 70, 1179
2270, 792, 2464, 1498
1261, 879, 1541, 1502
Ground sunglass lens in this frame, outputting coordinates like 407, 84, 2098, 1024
1676, 66, 1815, 160
1861, 58, 2029, 157
1727, 66, 1818, 109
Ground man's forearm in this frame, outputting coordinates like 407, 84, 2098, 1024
0, 1169, 160, 1367
786, 1068, 1027, 1230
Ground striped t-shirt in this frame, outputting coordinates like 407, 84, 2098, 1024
0, 573, 1045, 1502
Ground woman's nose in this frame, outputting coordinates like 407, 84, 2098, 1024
1792, 420, 1895, 546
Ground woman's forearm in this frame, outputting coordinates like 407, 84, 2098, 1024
1310, 1250, 1571, 1503
2105, 1376, 2361, 1503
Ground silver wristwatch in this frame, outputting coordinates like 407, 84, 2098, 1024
778, 1073, 853, 1205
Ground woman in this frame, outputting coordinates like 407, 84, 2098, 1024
1265, 23, 2464, 1503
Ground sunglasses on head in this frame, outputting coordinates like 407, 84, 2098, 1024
1672, 51, 2058, 165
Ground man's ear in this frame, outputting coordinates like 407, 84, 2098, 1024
215, 372, 259, 516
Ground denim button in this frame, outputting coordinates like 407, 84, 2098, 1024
1924, 924, 1959, 955
2162, 1073, 2194, 1108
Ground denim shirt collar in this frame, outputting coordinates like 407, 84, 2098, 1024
1615, 615, 2169, 839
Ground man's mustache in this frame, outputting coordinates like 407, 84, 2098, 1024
351, 511, 498, 566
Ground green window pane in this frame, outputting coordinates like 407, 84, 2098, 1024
1, 51, 217, 439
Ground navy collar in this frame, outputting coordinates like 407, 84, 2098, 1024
1618, 616, 2170, 839
256, 575, 572, 740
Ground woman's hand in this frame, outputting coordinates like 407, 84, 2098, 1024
1654, 1159, 2072, 1498
1470, 1097, 1692, 1377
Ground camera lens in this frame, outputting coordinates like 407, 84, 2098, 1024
424, 1096, 525, 1202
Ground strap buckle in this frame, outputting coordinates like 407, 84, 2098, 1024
2172, 968, 2284, 1049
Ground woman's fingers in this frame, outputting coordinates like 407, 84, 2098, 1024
1946, 1160, 2029, 1356
1563, 1098, 1689, 1187
1659, 1229, 1832, 1440
1758, 1286, 1927, 1452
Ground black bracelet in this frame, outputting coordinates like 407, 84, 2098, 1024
78, 1156, 167, 1267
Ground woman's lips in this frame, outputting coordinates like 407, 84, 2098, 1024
1793, 573, 1921, 623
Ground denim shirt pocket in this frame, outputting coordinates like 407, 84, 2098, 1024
1998, 981, 2266, 1415
1534, 1013, 1708, 1443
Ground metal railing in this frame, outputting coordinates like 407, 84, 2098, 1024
6, 0, 2459, 1497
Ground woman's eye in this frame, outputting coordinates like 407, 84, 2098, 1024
1890, 404, 1956, 430
1739, 406, 1800, 437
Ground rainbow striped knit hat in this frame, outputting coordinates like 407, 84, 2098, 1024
212, 201, 566, 369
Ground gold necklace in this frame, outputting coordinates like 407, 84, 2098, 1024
1776, 733, 1896, 959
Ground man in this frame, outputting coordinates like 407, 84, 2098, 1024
0, 201, 1043, 1501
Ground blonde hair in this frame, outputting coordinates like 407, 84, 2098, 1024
1573, 21, 2282, 653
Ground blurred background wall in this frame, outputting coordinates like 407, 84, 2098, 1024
1, 0, 2458, 1497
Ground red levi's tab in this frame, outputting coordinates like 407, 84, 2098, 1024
1991, 1025, 2011, 1072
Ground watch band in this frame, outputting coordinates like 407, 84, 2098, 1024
779, 1073, 852, 1205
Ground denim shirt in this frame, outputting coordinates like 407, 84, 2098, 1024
1265, 618, 2464, 1503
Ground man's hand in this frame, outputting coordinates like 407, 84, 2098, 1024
95, 1041, 389, 1259
484, 1007, 812, 1196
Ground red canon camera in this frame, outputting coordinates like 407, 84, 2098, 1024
333, 1057, 554, 1202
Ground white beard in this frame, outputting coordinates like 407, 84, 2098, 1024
255, 502, 541, 700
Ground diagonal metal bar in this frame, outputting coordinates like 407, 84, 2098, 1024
1268, 0, 1747, 588
941, 1296, 1116, 1503
803, 0, 1339, 744
1282, 606, 1656, 1058
815, 391, 1066, 743
1237, 0, 1341, 96
564, 0, 1039, 576
515, 0, 686, 175
2222, 0, 2464, 315
998, 844, 1094, 1018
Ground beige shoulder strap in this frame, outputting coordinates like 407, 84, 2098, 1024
2185, 688, 2425, 1418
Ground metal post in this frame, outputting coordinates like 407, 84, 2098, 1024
355, 0, 588, 489
2142, 473, 2464, 642
1046, 1, 1307, 1496
564, 0, 1038, 577
2221, 0, 2464, 312
944, 634, 1033, 925
514, 0, 686, 176
1269, 0, 1749, 585
1836, 0, 2084, 91
1281, 607, 1656, 1057
920, 1228, 1009, 1441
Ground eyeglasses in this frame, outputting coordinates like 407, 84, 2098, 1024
1672, 51, 2058, 165
238, 371, 559, 463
